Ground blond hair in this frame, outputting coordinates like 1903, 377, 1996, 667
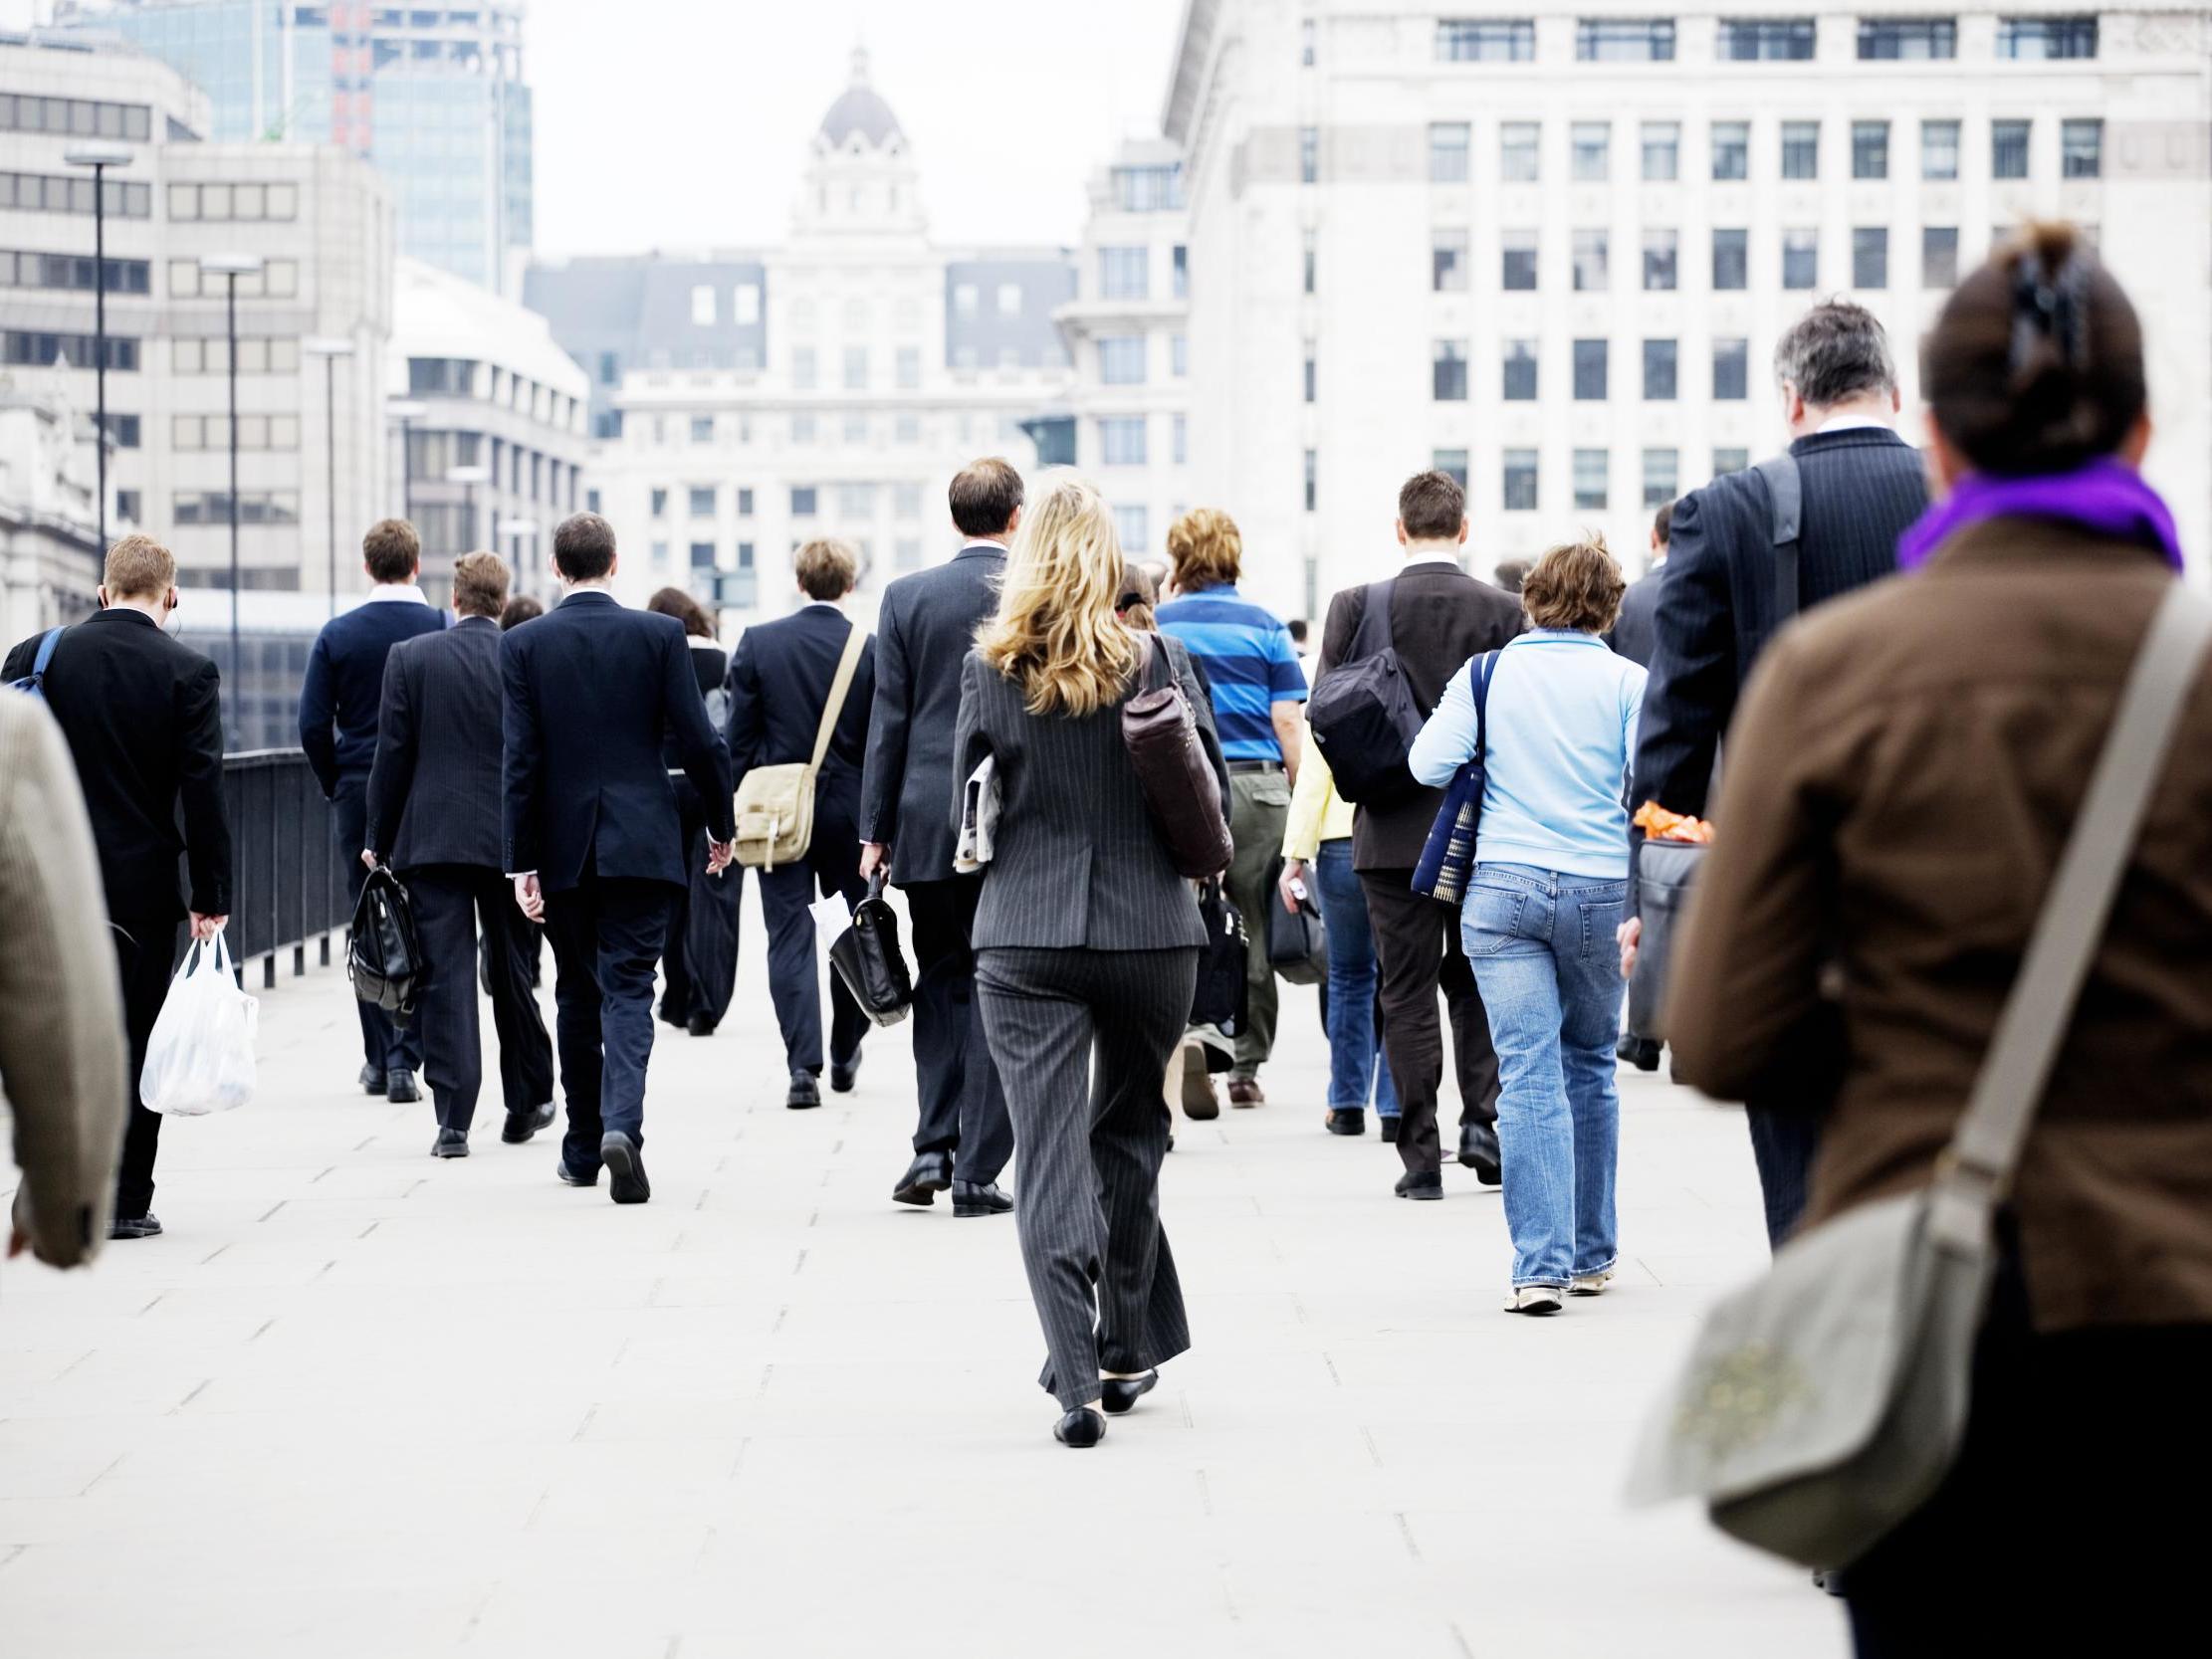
1522, 533, 1628, 633
1166, 506, 1242, 590
793, 537, 857, 601
104, 533, 175, 600
975, 476, 1139, 716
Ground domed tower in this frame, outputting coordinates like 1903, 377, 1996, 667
795, 47, 927, 239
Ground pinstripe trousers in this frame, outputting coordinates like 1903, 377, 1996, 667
977, 944, 1200, 1411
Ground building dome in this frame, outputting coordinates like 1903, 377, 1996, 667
817, 47, 902, 150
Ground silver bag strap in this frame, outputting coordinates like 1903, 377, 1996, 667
1936, 585, 2212, 1229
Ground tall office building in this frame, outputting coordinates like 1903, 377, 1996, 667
1165, 2, 2212, 618
51, 1, 532, 295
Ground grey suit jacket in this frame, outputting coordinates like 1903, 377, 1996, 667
858, 544, 1005, 886
953, 633, 1227, 950
1609, 569, 1663, 668
365, 615, 505, 871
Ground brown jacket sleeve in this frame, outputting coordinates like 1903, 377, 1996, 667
0, 699, 127, 1268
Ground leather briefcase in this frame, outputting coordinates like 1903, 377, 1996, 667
1121, 634, 1233, 880
827, 872, 914, 1027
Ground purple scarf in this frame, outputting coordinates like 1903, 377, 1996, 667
1896, 458, 2184, 573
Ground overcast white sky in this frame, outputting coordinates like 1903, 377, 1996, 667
4, 0, 1191, 255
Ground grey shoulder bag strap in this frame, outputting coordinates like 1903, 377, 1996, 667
1752, 454, 1803, 621
1633, 584, 2212, 1570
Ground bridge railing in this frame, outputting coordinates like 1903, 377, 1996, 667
221, 749, 350, 986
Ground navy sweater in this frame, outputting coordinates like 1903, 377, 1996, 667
299, 597, 445, 794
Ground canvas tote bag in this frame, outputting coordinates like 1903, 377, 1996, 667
734, 623, 867, 870
1630, 585, 2212, 1568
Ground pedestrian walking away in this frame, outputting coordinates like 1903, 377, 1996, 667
646, 587, 742, 1040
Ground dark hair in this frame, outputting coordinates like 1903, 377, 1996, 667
1652, 500, 1675, 546
1773, 299, 1898, 407
950, 457, 1024, 537
1286, 617, 1309, 646
1399, 470, 1465, 541
451, 550, 510, 618
552, 512, 617, 582
1116, 560, 1160, 631
362, 518, 420, 584
646, 585, 713, 637
499, 594, 543, 630
1924, 223, 2145, 478
1493, 558, 1530, 595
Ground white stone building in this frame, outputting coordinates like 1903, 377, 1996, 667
1165, 1, 2212, 618
0, 376, 103, 642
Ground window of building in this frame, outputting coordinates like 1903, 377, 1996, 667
1713, 337, 1748, 400
170, 490, 300, 526
1644, 447, 1678, 506
1100, 246, 1149, 300
1501, 228, 1538, 290
791, 346, 816, 390
791, 413, 816, 445
993, 282, 1021, 317
1502, 339, 1537, 400
1712, 227, 1749, 290
954, 283, 979, 318
1577, 18, 1675, 61
1572, 229, 1608, 291
648, 540, 671, 567
734, 283, 762, 324
1643, 338, 1677, 401
1711, 120, 1750, 181
1304, 342, 1317, 403
1114, 163, 1186, 211
1720, 17, 1815, 60
1300, 124, 1320, 184
1642, 121, 1680, 181
596, 350, 618, 386
1996, 16, 2097, 59
843, 413, 869, 445
1173, 245, 1189, 298
1573, 449, 1608, 510
1433, 339, 1468, 401
1573, 337, 1608, 400
1174, 414, 1189, 466
790, 486, 817, 517
737, 488, 755, 516
844, 346, 868, 391
895, 345, 921, 391
1643, 229, 1678, 291
1302, 230, 1317, 295
1500, 121, 1540, 182
1922, 119, 1960, 180
2062, 118, 2103, 178
1853, 120, 1889, 180
1437, 18, 1536, 60
1713, 448, 1750, 477
836, 483, 876, 518
1431, 121, 1472, 183
1860, 17, 1956, 58
1434, 228, 1469, 292
115, 488, 142, 522
169, 336, 296, 375
1572, 121, 1611, 182
1301, 16, 1316, 65
1099, 336, 1147, 385
1853, 226, 1889, 289
0, 94, 152, 141
1100, 416, 1148, 466
687, 486, 715, 518
1781, 120, 1820, 180
689, 285, 715, 325
1993, 119, 2031, 179
0, 251, 151, 295
1433, 448, 1469, 489
1923, 226, 1960, 289
689, 415, 714, 444
0, 172, 149, 219
1303, 450, 1318, 513
649, 488, 669, 518
1172, 333, 1189, 377
1782, 227, 1819, 289
687, 541, 716, 570
1502, 449, 1539, 512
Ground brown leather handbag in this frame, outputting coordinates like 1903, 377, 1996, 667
1121, 633, 1233, 879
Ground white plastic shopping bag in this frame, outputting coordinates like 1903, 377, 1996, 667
139, 932, 260, 1116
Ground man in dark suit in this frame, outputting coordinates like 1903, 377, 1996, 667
1627, 298, 1928, 1247
1608, 500, 1673, 668
726, 538, 877, 1113
857, 458, 1018, 1215
1315, 470, 1523, 1201
503, 514, 734, 1204
4, 534, 232, 1240
300, 518, 444, 1103
363, 551, 554, 1157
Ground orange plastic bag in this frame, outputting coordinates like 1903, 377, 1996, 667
1632, 801, 1715, 845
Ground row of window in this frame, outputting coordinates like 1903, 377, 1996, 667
1098, 332, 1190, 384
171, 491, 302, 527
0, 250, 150, 294
1433, 223, 1968, 294
686, 282, 765, 327
168, 257, 302, 300
2, 328, 138, 371
1096, 244, 1190, 303
0, 171, 152, 219
0, 91, 155, 141
1431, 15, 2094, 65
789, 344, 928, 393
1427, 336, 1756, 403
166, 182, 303, 223
1303, 447, 1731, 516
1421, 115, 2099, 185
172, 336, 304, 375
1096, 414, 1190, 468
1112, 163, 1186, 212
171, 414, 303, 453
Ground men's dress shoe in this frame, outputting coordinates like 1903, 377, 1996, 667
502, 1103, 555, 1144
358, 1062, 387, 1097
1618, 1033, 1663, 1073
554, 1159, 597, 1188
108, 1213, 162, 1240
1179, 1046, 1219, 1122
1325, 1109, 1365, 1137
829, 1052, 862, 1094
1380, 1116, 1402, 1143
1099, 1370, 1158, 1416
892, 1150, 954, 1207
1227, 1077, 1265, 1108
1053, 1407, 1107, 1448
386, 1069, 420, 1105
1504, 1286, 1565, 1316
785, 1069, 821, 1111
1394, 1170, 1443, 1201
431, 1128, 469, 1158
951, 1179, 1013, 1218
599, 1133, 650, 1205
686, 1011, 716, 1038
1458, 1122, 1502, 1186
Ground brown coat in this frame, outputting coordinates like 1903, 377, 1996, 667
1668, 518, 2212, 1333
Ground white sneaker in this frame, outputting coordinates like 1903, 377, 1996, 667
1569, 1270, 1615, 1298
1503, 1286, 1565, 1316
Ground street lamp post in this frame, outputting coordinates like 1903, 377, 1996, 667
303, 336, 354, 618
64, 144, 133, 555
200, 252, 264, 735
385, 399, 429, 523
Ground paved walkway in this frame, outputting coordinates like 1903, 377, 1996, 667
0, 919, 1847, 1658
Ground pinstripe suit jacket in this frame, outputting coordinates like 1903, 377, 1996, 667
1632, 426, 1928, 821
953, 634, 1227, 950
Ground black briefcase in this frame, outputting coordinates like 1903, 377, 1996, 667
828, 872, 914, 1027
1264, 859, 1328, 986
1624, 839, 1707, 1049
1189, 878, 1248, 1037
348, 864, 423, 1025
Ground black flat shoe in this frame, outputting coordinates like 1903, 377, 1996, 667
1099, 1370, 1158, 1415
1326, 1109, 1365, 1137
1618, 1033, 1662, 1072
786, 1069, 821, 1111
431, 1128, 468, 1158
1458, 1122, 1502, 1186
1380, 1116, 1402, 1143
892, 1150, 953, 1207
109, 1212, 162, 1240
1395, 1170, 1443, 1201
686, 1011, 716, 1038
1053, 1407, 1106, 1448
829, 1052, 862, 1094
358, 1062, 387, 1097
600, 1132, 650, 1204
952, 1179, 1012, 1217
555, 1159, 597, 1187
503, 1103, 555, 1144
386, 1069, 420, 1105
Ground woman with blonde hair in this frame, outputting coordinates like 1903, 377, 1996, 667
955, 476, 1228, 1447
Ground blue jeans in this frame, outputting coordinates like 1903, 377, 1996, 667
1313, 840, 1398, 1115
1462, 863, 1626, 1288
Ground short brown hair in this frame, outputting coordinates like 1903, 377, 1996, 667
104, 532, 175, 600
950, 457, 1023, 537
1167, 507, 1241, 589
1399, 471, 1465, 541
499, 595, 543, 631
1653, 501, 1675, 546
646, 585, 714, 638
1521, 535, 1627, 633
362, 518, 420, 584
451, 550, 510, 619
793, 538, 857, 601
553, 513, 616, 582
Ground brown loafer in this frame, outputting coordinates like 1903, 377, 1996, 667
1227, 1078, 1264, 1108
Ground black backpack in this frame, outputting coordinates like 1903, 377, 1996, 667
348, 865, 424, 1024
1307, 579, 1426, 805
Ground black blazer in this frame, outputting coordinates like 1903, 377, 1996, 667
363, 616, 505, 872
1632, 426, 1929, 821
3, 608, 231, 922
664, 640, 729, 768
724, 603, 876, 832
1314, 564, 1526, 872
953, 634, 1227, 951
1608, 568, 1663, 668
500, 591, 733, 892
857, 544, 1004, 885
297, 596, 446, 794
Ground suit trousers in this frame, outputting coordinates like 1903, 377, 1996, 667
332, 777, 422, 1077
659, 777, 741, 1033
904, 875, 1012, 1182
976, 945, 1199, 1411
543, 874, 673, 1171
1360, 869, 1501, 1176
110, 913, 181, 1221
406, 864, 554, 1135
757, 823, 868, 1076
1745, 1103, 1818, 1249
1224, 769, 1291, 1078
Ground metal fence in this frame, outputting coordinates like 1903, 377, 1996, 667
221, 749, 351, 986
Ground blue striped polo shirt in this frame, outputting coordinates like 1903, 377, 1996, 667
1156, 583, 1308, 762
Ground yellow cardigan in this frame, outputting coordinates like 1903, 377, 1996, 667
1280, 718, 1355, 861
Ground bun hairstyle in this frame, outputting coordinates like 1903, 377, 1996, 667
1922, 223, 2146, 477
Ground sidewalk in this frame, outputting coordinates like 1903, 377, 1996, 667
0, 926, 1847, 1658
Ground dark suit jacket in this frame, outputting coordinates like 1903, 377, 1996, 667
500, 591, 733, 892
298, 595, 446, 794
857, 543, 1004, 886
4, 609, 231, 923
725, 603, 876, 834
1608, 568, 1664, 668
1315, 563, 1526, 871
954, 633, 1227, 950
1632, 426, 1928, 822
363, 615, 505, 871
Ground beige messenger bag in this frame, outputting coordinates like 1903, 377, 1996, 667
732, 622, 867, 870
